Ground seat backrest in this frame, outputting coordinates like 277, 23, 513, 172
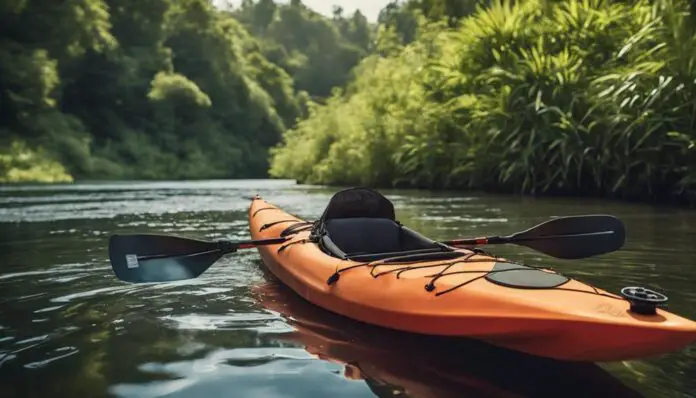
324, 217, 402, 255
320, 187, 395, 221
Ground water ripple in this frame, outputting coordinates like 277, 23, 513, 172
50, 285, 140, 303
108, 348, 367, 398
161, 313, 282, 331
23, 346, 79, 369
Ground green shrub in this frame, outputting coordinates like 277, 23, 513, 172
270, 0, 696, 205
0, 139, 73, 183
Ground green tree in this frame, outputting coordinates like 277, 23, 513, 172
0, 0, 308, 181
234, 0, 375, 99
254, 0, 277, 33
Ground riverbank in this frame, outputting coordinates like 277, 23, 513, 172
5, 0, 696, 207
269, 0, 696, 207
0, 0, 371, 184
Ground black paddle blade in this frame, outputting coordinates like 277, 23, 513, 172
108, 234, 223, 283
509, 215, 626, 259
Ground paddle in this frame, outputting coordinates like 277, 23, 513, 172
108, 234, 287, 283
442, 214, 625, 259
108, 214, 625, 284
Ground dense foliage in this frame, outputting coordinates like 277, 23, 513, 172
270, 0, 696, 205
0, 0, 371, 181
233, 0, 372, 99
4, 0, 696, 205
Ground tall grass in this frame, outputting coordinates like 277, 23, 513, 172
269, 0, 696, 205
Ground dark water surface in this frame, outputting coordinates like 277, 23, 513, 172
1, 179, 695, 398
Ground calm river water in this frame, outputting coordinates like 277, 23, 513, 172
1, 179, 695, 398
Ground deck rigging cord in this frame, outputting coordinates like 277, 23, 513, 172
272, 220, 627, 301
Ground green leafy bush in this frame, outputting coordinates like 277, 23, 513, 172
0, 140, 73, 183
271, 0, 696, 205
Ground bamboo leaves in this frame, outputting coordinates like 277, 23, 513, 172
270, 0, 696, 205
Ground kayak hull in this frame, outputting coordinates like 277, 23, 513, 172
248, 198, 696, 362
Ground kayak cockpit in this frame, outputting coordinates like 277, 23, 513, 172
320, 217, 451, 261
309, 186, 462, 262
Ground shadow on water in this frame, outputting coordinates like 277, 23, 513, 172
251, 270, 643, 398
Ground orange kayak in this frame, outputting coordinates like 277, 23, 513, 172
248, 189, 696, 362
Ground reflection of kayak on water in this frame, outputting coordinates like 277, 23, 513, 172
251, 276, 643, 398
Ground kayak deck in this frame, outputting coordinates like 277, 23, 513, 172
248, 197, 696, 362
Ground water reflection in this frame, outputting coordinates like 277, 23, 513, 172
251, 274, 643, 398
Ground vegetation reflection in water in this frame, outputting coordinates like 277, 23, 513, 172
0, 180, 695, 397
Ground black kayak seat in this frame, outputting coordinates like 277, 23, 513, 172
323, 217, 442, 256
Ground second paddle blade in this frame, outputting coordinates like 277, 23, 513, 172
511, 215, 626, 259
108, 234, 223, 283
